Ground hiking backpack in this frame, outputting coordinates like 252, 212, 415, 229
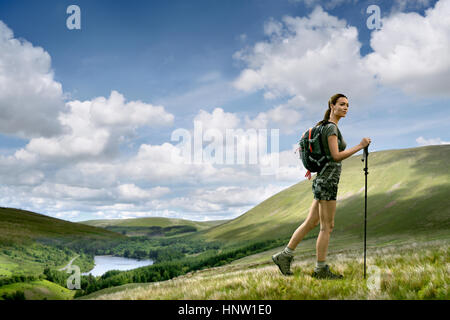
295, 121, 335, 180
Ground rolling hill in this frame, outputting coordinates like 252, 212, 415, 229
0, 207, 125, 278
79, 217, 229, 237
79, 145, 450, 300
2, 145, 449, 300
80, 217, 228, 229
0, 207, 123, 246
191, 145, 450, 243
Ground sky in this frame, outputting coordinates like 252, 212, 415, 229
0, 0, 449, 222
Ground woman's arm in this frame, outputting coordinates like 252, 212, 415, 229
328, 135, 365, 162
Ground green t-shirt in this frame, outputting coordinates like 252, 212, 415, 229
321, 123, 347, 162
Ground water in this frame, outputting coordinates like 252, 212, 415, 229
82, 255, 154, 277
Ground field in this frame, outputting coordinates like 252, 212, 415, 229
0, 280, 75, 300
80, 217, 229, 237
80, 217, 228, 229
82, 238, 449, 300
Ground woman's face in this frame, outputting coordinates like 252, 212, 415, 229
332, 97, 349, 118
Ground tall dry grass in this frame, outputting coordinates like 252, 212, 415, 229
88, 239, 449, 300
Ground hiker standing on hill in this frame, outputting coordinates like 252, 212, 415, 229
272, 93, 371, 279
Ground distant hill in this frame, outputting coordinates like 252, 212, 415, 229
0, 207, 125, 279
79, 217, 230, 237
0, 207, 123, 246
193, 145, 450, 243
80, 217, 228, 229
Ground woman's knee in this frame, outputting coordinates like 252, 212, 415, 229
304, 218, 319, 230
303, 200, 320, 229
319, 222, 334, 233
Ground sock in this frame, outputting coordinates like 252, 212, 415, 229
283, 246, 295, 256
315, 260, 326, 270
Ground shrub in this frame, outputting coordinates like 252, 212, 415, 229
2, 290, 26, 300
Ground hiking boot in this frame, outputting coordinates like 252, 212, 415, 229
312, 264, 343, 280
272, 251, 294, 276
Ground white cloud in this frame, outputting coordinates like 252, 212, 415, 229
32, 182, 111, 201
169, 197, 223, 212
416, 136, 450, 146
365, 0, 450, 97
116, 184, 170, 202
90, 90, 174, 128
55, 211, 80, 219
274, 144, 307, 181
232, 6, 377, 113
17, 90, 174, 161
192, 184, 287, 208
0, 21, 65, 138
244, 112, 269, 129
243, 103, 303, 135
121, 142, 217, 183
194, 107, 241, 133
267, 105, 302, 134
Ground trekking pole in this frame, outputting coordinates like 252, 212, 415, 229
361, 146, 369, 279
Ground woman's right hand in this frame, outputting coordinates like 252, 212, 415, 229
360, 137, 371, 148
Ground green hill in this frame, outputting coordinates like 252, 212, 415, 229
81, 238, 449, 300
0, 207, 123, 245
193, 145, 450, 243
0, 279, 75, 300
79, 217, 229, 237
80, 217, 228, 229
80, 145, 450, 300
0, 208, 124, 277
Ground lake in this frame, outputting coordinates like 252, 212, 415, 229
82, 255, 154, 277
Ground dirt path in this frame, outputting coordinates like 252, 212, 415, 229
58, 254, 80, 271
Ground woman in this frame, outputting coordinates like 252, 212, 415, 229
272, 93, 371, 279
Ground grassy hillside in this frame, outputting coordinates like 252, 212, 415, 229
0, 208, 124, 277
194, 145, 450, 243
0, 208, 127, 299
77, 145, 450, 300
79, 217, 229, 237
2, 145, 449, 300
80, 217, 228, 229
81, 238, 449, 300
0, 207, 123, 245
0, 280, 75, 300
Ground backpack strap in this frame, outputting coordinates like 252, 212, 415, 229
318, 122, 333, 162
308, 128, 313, 152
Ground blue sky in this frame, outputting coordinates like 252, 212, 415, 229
0, 0, 448, 222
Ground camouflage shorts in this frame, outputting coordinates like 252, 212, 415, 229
312, 162, 342, 201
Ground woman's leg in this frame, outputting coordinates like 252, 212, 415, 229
273, 199, 320, 275
287, 199, 320, 250
316, 200, 336, 262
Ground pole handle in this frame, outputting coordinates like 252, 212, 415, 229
361, 146, 369, 162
